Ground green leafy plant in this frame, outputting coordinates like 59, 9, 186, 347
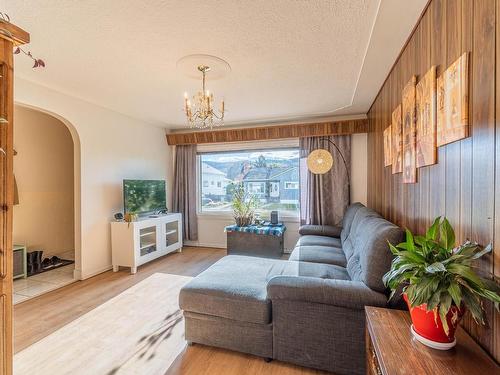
231, 183, 259, 227
383, 217, 500, 335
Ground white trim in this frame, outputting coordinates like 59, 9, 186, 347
196, 143, 301, 217
349, 0, 382, 106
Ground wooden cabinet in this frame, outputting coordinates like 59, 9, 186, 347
365, 307, 499, 375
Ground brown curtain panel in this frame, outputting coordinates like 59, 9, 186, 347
299, 135, 351, 226
173, 144, 198, 241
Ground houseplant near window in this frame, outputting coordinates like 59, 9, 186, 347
383, 217, 500, 350
231, 183, 259, 227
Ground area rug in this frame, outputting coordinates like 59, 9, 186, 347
14, 273, 192, 375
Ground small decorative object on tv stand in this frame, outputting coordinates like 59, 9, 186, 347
111, 213, 182, 274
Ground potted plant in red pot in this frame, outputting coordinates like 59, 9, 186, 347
383, 217, 500, 350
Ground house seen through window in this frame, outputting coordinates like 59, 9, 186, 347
199, 149, 300, 217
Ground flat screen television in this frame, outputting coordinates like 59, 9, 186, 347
123, 179, 167, 214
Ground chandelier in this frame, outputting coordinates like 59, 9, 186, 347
184, 65, 225, 129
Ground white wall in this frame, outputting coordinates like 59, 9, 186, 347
186, 134, 368, 252
15, 78, 172, 279
13, 106, 74, 257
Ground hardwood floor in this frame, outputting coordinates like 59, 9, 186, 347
166, 344, 329, 375
13, 247, 330, 375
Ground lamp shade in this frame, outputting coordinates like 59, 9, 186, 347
307, 148, 333, 174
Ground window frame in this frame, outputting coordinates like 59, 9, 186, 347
196, 144, 300, 221
284, 181, 299, 190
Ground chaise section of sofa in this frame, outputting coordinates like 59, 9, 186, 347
179, 203, 403, 375
179, 255, 352, 358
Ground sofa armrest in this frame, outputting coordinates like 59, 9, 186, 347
298, 224, 342, 238
267, 276, 387, 310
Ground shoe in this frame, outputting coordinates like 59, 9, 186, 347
27, 252, 37, 275
42, 258, 54, 270
34, 250, 44, 273
50, 256, 63, 267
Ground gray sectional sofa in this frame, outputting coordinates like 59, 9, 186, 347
179, 203, 403, 374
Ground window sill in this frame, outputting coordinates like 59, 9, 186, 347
196, 212, 300, 223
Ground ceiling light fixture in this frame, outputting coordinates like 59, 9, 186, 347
183, 65, 225, 130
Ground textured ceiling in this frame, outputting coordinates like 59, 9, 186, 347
3, 0, 427, 128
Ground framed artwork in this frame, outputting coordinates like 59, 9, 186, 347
402, 76, 417, 184
437, 52, 469, 146
391, 105, 403, 174
383, 125, 392, 167
416, 66, 437, 168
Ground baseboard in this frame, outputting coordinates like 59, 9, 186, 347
79, 265, 113, 280
184, 240, 226, 249
73, 268, 82, 280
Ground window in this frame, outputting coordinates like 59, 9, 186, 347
199, 148, 300, 217
284, 181, 299, 190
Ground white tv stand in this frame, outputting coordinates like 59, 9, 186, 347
111, 213, 182, 274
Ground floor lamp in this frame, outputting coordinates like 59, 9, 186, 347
306, 137, 351, 204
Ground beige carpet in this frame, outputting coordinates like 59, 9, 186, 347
14, 273, 192, 375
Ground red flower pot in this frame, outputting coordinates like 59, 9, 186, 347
403, 294, 464, 350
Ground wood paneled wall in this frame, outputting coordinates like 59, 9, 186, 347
367, 0, 500, 362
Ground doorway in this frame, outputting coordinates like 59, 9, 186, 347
12, 106, 77, 303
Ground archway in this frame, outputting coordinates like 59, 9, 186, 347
13, 103, 82, 284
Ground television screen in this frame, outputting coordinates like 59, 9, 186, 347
123, 179, 166, 214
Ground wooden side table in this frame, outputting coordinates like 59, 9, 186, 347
365, 306, 499, 375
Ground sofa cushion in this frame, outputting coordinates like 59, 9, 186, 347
180, 256, 278, 324
340, 202, 366, 244
180, 255, 350, 325
289, 245, 347, 267
297, 235, 342, 248
298, 225, 342, 238
342, 206, 381, 260
345, 215, 404, 293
